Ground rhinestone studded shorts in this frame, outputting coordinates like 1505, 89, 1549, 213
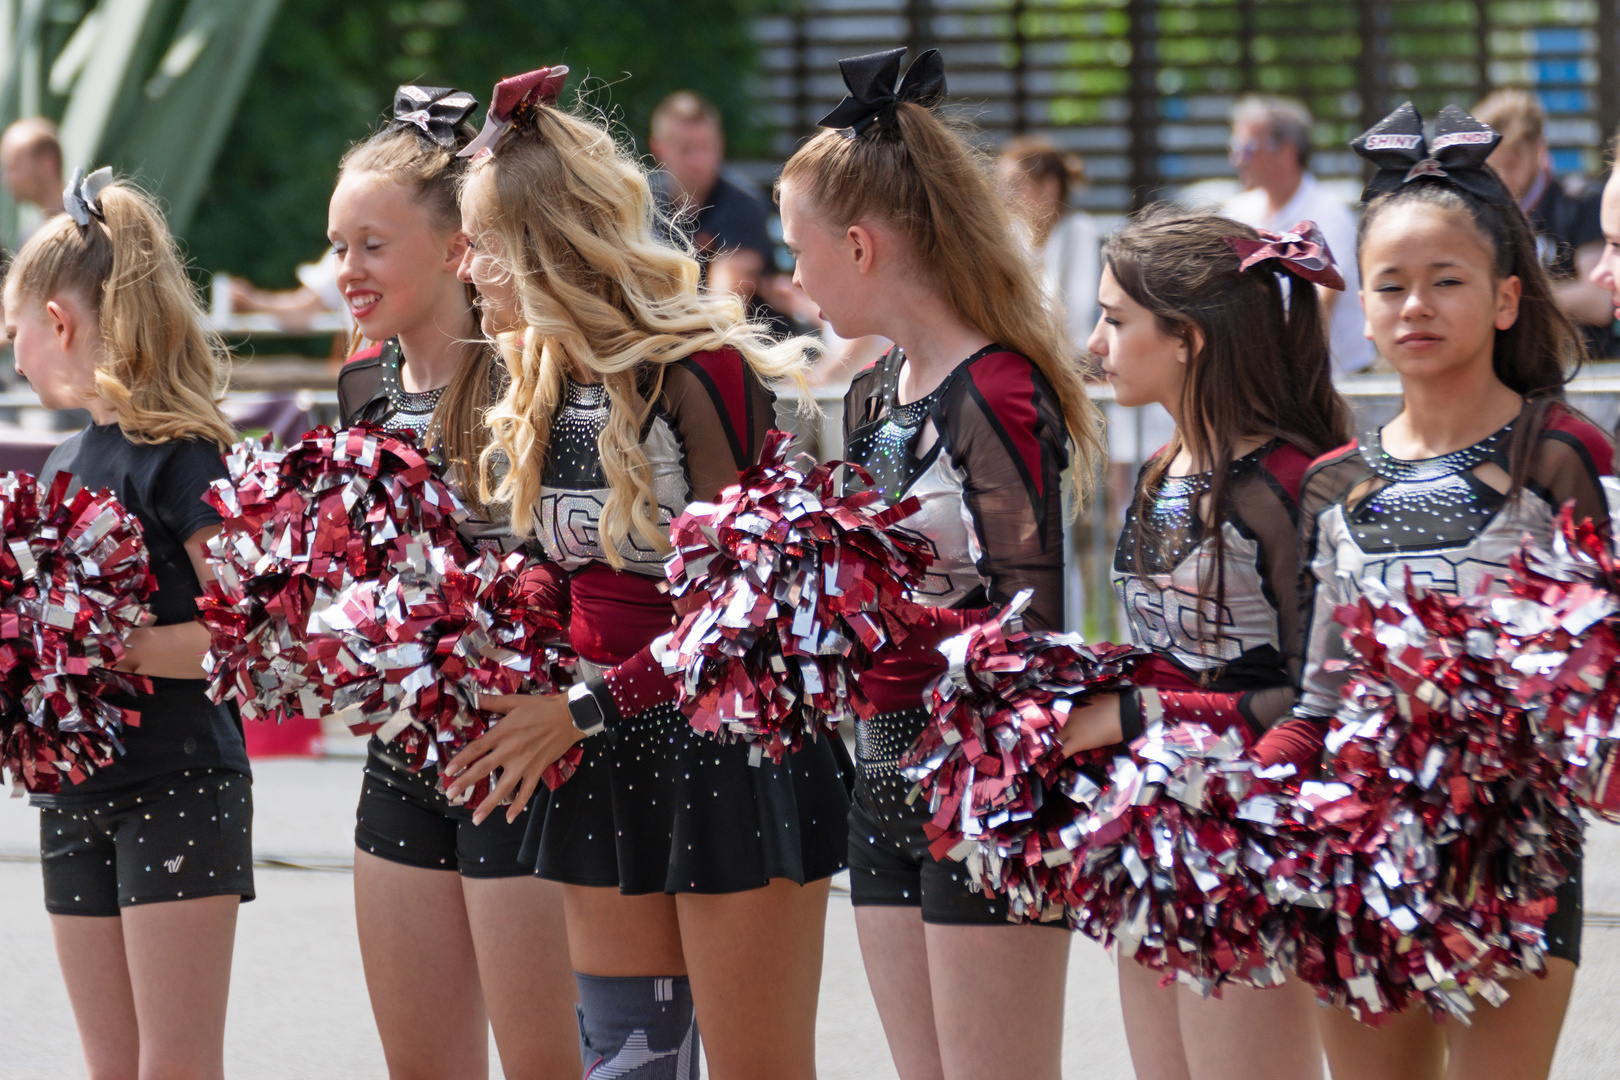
354, 738, 534, 878
40, 768, 254, 917
848, 708, 1061, 928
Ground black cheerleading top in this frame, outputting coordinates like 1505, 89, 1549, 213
554, 349, 782, 721
840, 345, 1069, 712
338, 338, 514, 552
1265, 404, 1614, 762
1112, 440, 1313, 744
32, 423, 249, 807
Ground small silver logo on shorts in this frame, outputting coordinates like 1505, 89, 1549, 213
164, 856, 184, 873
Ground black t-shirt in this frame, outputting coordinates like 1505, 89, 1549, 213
1527, 177, 1618, 359
655, 173, 795, 340
31, 423, 249, 806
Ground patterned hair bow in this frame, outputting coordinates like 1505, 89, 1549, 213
457, 66, 571, 160
817, 47, 947, 136
1351, 101, 1507, 205
63, 166, 113, 227
389, 85, 479, 152
1225, 221, 1345, 291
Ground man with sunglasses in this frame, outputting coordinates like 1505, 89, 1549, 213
1222, 95, 1373, 373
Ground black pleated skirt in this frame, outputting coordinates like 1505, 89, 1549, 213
519, 700, 855, 894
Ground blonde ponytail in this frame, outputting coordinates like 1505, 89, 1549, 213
779, 103, 1103, 506
6, 180, 234, 449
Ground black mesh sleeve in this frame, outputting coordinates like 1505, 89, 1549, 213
659, 351, 779, 502
337, 354, 384, 427
1291, 451, 1369, 721
1530, 412, 1615, 527
939, 355, 1069, 632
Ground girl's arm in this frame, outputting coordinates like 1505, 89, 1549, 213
117, 525, 220, 679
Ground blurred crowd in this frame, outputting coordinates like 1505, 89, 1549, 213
5, 87, 1614, 399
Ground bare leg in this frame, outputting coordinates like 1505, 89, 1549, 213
561, 885, 685, 976
461, 875, 579, 1080
51, 915, 140, 1080
354, 850, 489, 1080
676, 878, 831, 1080
925, 922, 1069, 1080
1179, 978, 1323, 1080
1318, 1001, 1444, 1080
120, 894, 240, 1080
853, 905, 944, 1080
1117, 957, 1192, 1080
1445, 960, 1576, 1080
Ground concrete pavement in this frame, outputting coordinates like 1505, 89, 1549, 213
2, 748, 1617, 1079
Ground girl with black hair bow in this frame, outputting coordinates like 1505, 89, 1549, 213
329, 85, 578, 1080
776, 47, 1106, 1079
1260, 101, 1613, 1080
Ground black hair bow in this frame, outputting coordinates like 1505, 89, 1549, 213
1350, 101, 1508, 205
817, 47, 946, 135
389, 85, 479, 151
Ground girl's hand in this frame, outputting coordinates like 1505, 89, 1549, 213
1057, 694, 1123, 756
443, 692, 582, 825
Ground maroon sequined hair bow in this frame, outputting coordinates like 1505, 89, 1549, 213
1224, 221, 1346, 291
458, 66, 571, 160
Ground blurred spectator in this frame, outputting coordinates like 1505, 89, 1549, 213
1222, 96, 1372, 373
649, 90, 795, 338
0, 117, 64, 249
1474, 89, 1618, 358
998, 136, 1100, 358
224, 249, 348, 334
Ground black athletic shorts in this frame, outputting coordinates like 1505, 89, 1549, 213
1545, 851, 1582, 967
354, 739, 534, 878
847, 707, 1063, 928
40, 768, 254, 917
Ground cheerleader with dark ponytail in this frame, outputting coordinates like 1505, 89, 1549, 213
1265, 102, 1611, 1080
1065, 206, 1351, 1080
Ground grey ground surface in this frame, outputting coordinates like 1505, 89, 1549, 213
1, 748, 1617, 1079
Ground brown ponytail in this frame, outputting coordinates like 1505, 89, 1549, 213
778, 102, 1104, 506
5, 180, 235, 448
1105, 206, 1353, 640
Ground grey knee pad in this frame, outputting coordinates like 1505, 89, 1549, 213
575, 973, 699, 1079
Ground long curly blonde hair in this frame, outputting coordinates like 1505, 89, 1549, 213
462, 103, 817, 566
5, 179, 234, 448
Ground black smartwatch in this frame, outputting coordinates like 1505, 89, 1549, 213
567, 681, 609, 738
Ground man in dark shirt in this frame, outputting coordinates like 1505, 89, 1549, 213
650, 91, 795, 339
1476, 89, 1619, 359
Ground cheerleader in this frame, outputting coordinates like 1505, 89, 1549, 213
328, 86, 576, 1079
440, 67, 851, 1079
1257, 103, 1612, 1080
1061, 207, 1352, 1080
775, 48, 1104, 1078
3, 173, 249, 1080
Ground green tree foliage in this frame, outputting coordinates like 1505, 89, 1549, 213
185, 0, 775, 287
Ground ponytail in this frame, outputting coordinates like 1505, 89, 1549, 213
1104, 206, 1353, 642
779, 101, 1104, 507
5, 180, 234, 448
